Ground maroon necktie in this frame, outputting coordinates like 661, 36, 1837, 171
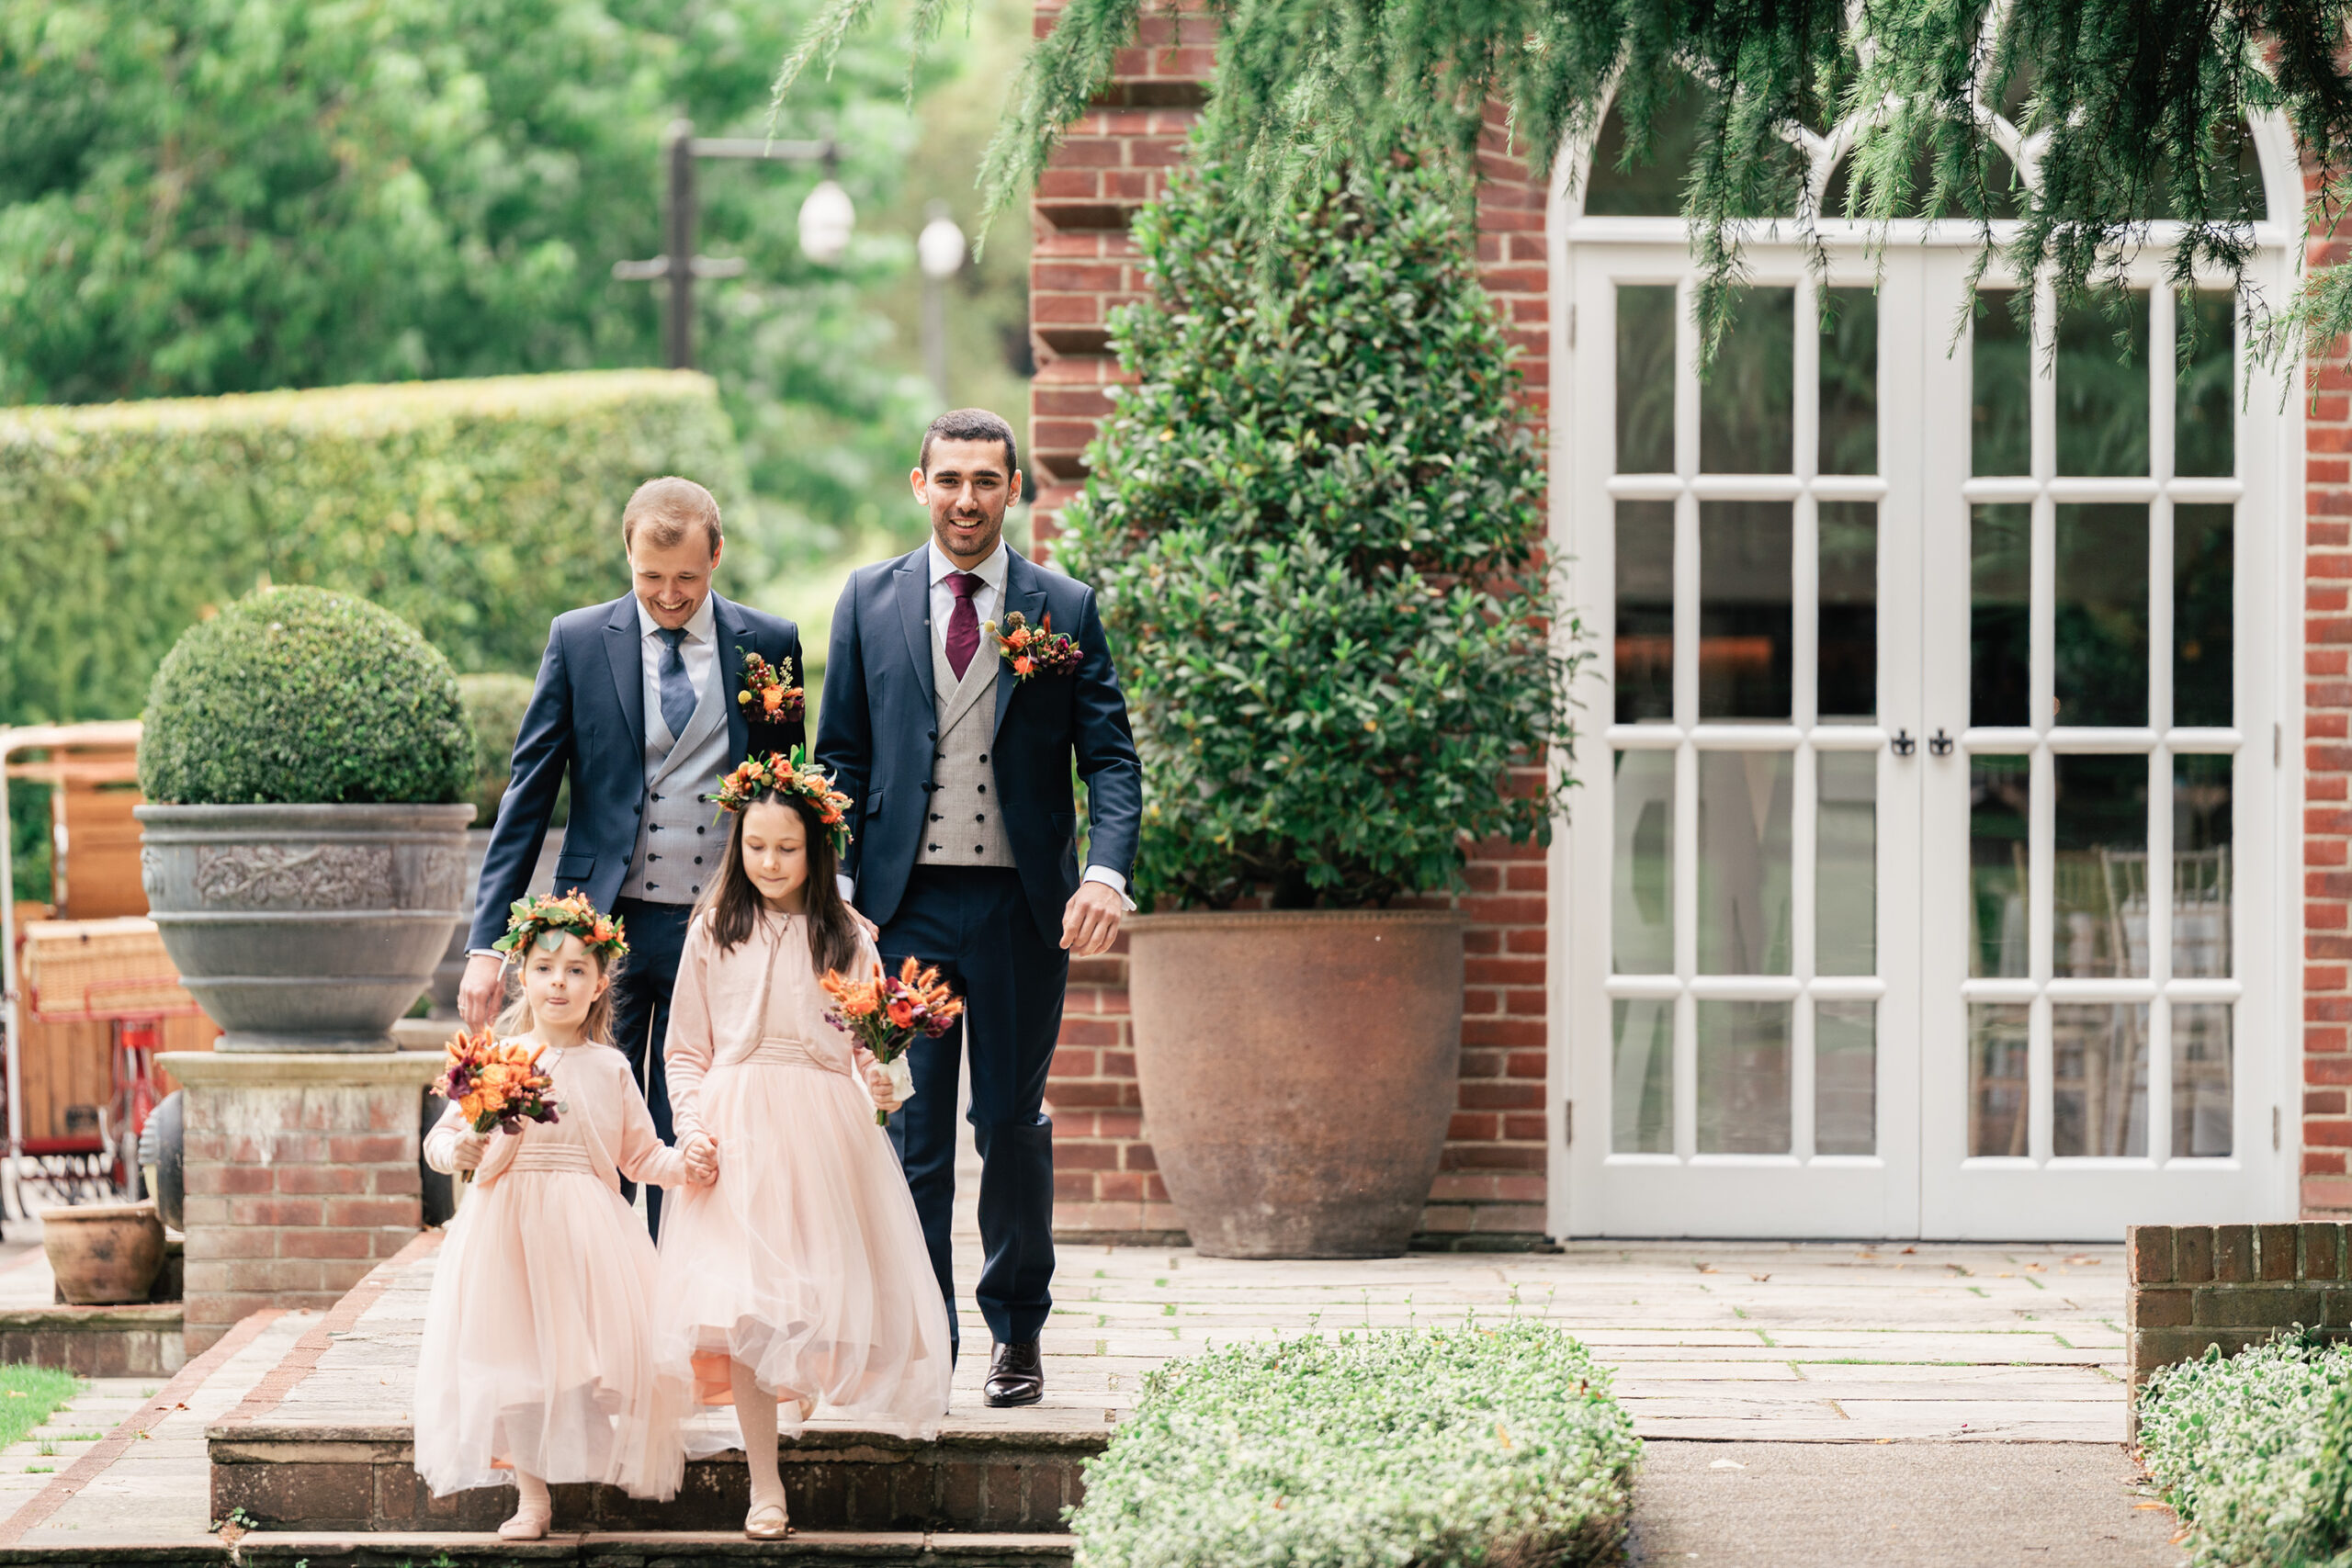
944, 571, 982, 679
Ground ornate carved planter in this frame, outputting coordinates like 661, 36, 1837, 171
136, 803, 473, 1052
1124, 909, 1465, 1258
43, 1200, 166, 1304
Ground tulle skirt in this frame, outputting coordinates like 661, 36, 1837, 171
656, 1056, 953, 1443
413, 1168, 690, 1499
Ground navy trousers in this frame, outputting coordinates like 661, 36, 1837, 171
607, 897, 691, 1236
881, 866, 1068, 1354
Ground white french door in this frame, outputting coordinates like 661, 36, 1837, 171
1555, 231, 2295, 1239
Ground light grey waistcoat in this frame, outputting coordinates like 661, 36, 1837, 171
619, 646, 730, 905
918, 632, 1014, 869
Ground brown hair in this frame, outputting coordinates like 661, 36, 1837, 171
694, 791, 864, 976
920, 408, 1020, 478
622, 476, 724, 553
492, 942, 622, 1046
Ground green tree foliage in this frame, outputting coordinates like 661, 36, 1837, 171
139, 586, 473, 807
1057, 155, 1583, 908
0, 0, 935, 526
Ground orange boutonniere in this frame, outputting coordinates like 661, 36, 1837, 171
983, 612, 1081, 682
736, 649, 805, 725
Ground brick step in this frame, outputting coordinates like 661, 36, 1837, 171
0, 1530, 1072, 1567
209, 1423, 1103, 1535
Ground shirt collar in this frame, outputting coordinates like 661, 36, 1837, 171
927, 537, 1011, 593
635, 592, 717, 645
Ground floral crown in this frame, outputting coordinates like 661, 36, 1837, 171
705, 750, 854, 855
493, 889, 629, 964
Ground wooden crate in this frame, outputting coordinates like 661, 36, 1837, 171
14, 919, 215, 1150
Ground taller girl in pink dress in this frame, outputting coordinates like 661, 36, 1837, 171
658, 753, 955, 1540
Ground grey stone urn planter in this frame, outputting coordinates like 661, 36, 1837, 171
135, 803, 474, 1053
426, 829, 564, 1016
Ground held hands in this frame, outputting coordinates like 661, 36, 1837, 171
1060, 881, 1124, 959
458, 953, 506, 1031
681, 1132, 719, 1186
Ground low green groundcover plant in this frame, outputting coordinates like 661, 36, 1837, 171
1069, 1323, 1639, 1568
140, 586, 472, 807
0, 1366, 82, 1452
2138, 1336, 2352, 1566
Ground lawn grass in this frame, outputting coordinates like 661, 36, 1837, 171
0, 1366, 81, 1453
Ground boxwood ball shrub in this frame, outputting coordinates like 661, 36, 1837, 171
1057, 152, 1586, 908
1070, 1323, 1638, 1568
2138, 1336, 2352, 1567
139, 586, 472, 807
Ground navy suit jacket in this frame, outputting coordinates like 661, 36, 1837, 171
815, 546, 1143, 938
466, 592, 805, 950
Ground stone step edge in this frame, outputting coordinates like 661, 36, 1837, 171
0, 1530, 1075, 1564
208, 1422, 1111, 1453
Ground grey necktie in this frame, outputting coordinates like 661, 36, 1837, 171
654, 626, 695, 744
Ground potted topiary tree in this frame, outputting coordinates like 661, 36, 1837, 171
1059, 152, 1584, 1258
136, 585, 476, 1051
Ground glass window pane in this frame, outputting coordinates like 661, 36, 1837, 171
1973, 289, 2030, 477
1698, 750, 1793, 976
2055, 503, 2149, 728
1823, 144, 2021, 221
1815, 999, 1876, 1156
2173, 1002, 2233, 1157
1819, 502, 1877, 720
1817, 752, 1877, 976
2175, 504, 2233, 727
2053, 753, 2150, 979
1616, 500, 1675, 724
2177, 291, 2235, 478
1971, 756, 2030, 978
1972, 504, 2031, 727
1618, 286, 1678, 473
2175, 754, 2233, 978
1612, 750, 1675, 974
2052, 1002, 2149, 1157
2056, 291, 2151, 478
1969, 1002, 2032, 1156
1820, 288, 1878, 475
1700, 502, 1792, 718
1696, 999, 1792, 1154
1611, 999, 1675, 1153
1586, 82, 1707, 217
1701, 288, 1794, 473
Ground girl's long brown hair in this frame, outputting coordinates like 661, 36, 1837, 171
695, 792, 864, 976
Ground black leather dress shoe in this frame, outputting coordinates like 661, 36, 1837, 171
984, 1339, 1045, 1407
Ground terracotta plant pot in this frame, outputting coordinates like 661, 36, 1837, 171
1124, 909, 1465, 1258
43, 1201, 167, 1305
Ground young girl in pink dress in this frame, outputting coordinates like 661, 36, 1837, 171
415, 894, 714, 1538
659, 753, 955, 1540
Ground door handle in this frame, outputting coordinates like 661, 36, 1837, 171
1928, 728, 1955, 757
1892, 728, 1917, 757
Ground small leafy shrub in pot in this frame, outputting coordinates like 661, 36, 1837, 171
139, 586, 470, 807
1069, 1323, 1639, 1567
2138, 1336, 2352, 1566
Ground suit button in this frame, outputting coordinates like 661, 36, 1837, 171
695, 856, 703, 864
978, 754, 987, 762
647, 883, 660, 890
931, 815, 941, 822
977, 784, 987, 795
696, 825, 706, 834
634, 804, 643, 816
929, 843, 941, 852
648, 854, 660, 862
977, 814, 986, 823
974, 845, 984, 854
650, 825, 661, 832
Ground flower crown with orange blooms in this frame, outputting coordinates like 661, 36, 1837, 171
704, 749, 854, 856
492, 889, 629, 964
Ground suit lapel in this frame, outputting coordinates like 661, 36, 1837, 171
994, 549, 1049, 739
895, 555, 938, 714
602, 596, 645, 750
714, 593, 751, 762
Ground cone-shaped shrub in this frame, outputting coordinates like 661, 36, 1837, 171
1058, 152, 1583, 908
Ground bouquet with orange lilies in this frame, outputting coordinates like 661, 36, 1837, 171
820, 958, 965, 1125
982, 611, 1081, 682
436, 1027, 561, 1135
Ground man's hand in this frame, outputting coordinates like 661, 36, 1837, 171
1061, 881, 1124, 958
682, 1132, 718, 1186
847, 903, 880, 942
458, 953, 507, 1031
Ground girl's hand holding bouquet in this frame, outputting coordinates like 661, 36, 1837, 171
821, 958, 965, 1126
437, 1027, 560, 1135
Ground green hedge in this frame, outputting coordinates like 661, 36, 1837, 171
2139, 1337, 2352, 1567
0, 370, 746, 727
1069, 1324, 1639, 1568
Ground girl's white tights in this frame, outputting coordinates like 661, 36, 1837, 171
730, 1359, 787, 1522
501, 1469, 551, 1539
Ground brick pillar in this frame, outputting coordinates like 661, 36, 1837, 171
2306, 169, 2352, 1214
160, 1051, 438, 1354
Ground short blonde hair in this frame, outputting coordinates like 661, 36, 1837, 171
621, 476, 723, 554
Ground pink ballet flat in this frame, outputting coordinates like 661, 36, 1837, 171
498, 1502, 552, 1540
744, 1501, 793, 1540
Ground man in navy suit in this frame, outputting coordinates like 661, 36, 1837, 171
458, 476, 805, 1233
817, 409, 1142, 1407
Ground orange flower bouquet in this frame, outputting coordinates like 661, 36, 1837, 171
436, 1027, 560, 1135
820, 958, 965, 1125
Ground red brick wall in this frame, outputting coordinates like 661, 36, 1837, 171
2305, 178, 2352, 1215
1028, 13, 1557, 1246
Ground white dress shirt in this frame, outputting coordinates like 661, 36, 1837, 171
637, 592, 718, 748
835, 541, 1131, 909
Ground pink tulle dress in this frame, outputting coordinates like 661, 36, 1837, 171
414, 1041, 695, 1501
658, 910, 954, 1440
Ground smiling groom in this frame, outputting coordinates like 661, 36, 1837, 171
816, 409, 1142, 1407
